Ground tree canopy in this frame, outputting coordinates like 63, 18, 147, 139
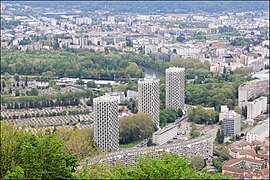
0, 49, 152, 80
119, 113, 157, 144
109, 153, 232, 179
188, 106, 219, 124
1, 122, 233, 179
1, 122, 78, 179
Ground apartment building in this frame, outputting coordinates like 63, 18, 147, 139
165, 67, 185, 111
93, 95, 119, 151
247, 96, 267, 121
246, 123, 269, 143
153, 124, 177, 145
238, 79, 269, 107
223, 112, 241, 136
138, 78, 160, 127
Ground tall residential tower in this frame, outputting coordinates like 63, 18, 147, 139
93, 95, 119, 151
138, 78, 160, 127
166, 67, 185, 110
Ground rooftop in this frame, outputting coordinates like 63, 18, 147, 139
93, 95, 118, 103
248, 123, 269, 135
153, 124, 177, 136
223, 157, 264, 166
138, 78, 159, 83
165, 67, 185, 72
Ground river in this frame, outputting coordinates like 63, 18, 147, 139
144, 67, 164, 79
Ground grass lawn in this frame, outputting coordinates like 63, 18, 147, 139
119, 140, 142, 149
205, 34, 229, 40
203, 33, 240, 40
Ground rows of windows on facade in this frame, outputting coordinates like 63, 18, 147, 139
93, 67, 185, 151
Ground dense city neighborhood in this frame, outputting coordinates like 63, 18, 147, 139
0, 1, 269, 179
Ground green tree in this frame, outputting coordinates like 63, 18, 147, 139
75, 160, 113, 179
234, 67, 253, 75
189, 156, 205, 171
219, 147, 229, 161
125, 62, 140, 77
3, 166, 25, 180
15, 134, 78, 179
255, 145, 261, 154
234, 106, 242, 114
15, 90, 20, 97
216, 128, 224, 144
56, 128, 96, 160
0, 122, 25, 177
0, 122, 78, 179
14, 74, 20, 82
119, 113, 157, 144
116, 84, 127, 92
212, 158, 222, 172
160, 108, 182, 125
241, 122, 248, 130
27, 88, 39, 96
191, 124, 200, 139
110, 153, 232, 179
76, 79, 85, 86
48, 80, 56, 87
188, 106, 218, 124
86, 81, 96, 88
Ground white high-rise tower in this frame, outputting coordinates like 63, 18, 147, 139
166, 67, 185, 110
93, 95, 119, 151
138, 78, 160, 127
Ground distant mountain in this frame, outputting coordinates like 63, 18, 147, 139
5, 1, 270, 14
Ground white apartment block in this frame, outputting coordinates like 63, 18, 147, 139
79, 37, 88, 48
247, 96, 267, 121
248, 60, 265, 72
223, 112, 241, 136
105, 92, 125, 104
138, 78, 160, 127
238, 79, 269, 107
145, 45, 159, 55
108, 16, 115, 23
93, 95, 119, 151
169, 45, 201, 57
126, 90, 138, 100
166, 67, 185, 111
153, 124, 177, 145
219, 106, 240, 122
76, 17, 92, 25
246, 123, 269, 143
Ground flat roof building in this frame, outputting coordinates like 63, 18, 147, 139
223, 111, 241, 137
246, 123, 269, 143
153, 124, 177, 145
166, 67, 185, 111
93, 95, 119, 151
138, 78, 160, 127
247, 96, 267, 122
238, 79, 269, 107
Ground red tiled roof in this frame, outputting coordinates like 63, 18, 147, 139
237, 149, 256, 156
224, 157, 264, 166
222, 165, 245, 173
223, 158, 240, 166
260, 168, 269, 175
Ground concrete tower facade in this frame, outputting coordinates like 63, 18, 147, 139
138, 78, 160, 127
93, 95, 119, 151
166, 67, 185, 110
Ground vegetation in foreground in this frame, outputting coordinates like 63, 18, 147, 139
1, 122, 232, 179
